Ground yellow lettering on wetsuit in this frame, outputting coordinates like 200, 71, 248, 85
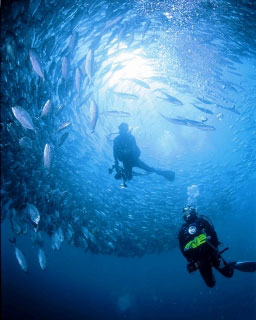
184, 234, 207, 251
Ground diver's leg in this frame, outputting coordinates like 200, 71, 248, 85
133, 159, 156, 173
213, 257, 234, 278
198, 259, 216, 288
123, 163, 133, 180
133, 159, 175, 181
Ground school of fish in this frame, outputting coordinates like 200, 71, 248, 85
1, 0, 256, 272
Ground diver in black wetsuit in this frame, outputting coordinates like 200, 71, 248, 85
178, 206, 256, 288
112, 122, 175, 183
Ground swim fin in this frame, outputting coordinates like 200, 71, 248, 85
231, 261, 256, 272
156, 170, 175, 181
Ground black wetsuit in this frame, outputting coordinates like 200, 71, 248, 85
178, 215, 233, 287
113, 132, 155, 180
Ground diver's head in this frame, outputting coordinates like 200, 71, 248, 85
183, 206, 197, 223
118, 122, 129, 134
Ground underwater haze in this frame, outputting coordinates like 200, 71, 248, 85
1, 0, 256, 319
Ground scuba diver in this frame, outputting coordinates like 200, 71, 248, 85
178, 206, 256, 288
109, 122, 175, 187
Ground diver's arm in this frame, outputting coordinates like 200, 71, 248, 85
201, 219, 219, 247
180, 245, 194, 262
179, 229, 192, 261
113, 138, 119, 164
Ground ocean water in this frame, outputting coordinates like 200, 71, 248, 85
1, 0, 256, 319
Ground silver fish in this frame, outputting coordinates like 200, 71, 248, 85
44, 35, 56, 58
51, 231, 61, 251
29, 48, 44, 80
194, 123, 216, 131
78, 92, 92, 108
197, 97, 212, 105
57, 227, 64, 242
142, 20, 151, 41
112, 64, 125, 73
29, 0, 41, 17
107, 28, 119, 45
90, 99, 98, 133
10, 211, 22, 235
43, 143, 52, 170
81, 226, 90, 240
108, 242, 115, 250
57, 227, 64, 243
159, 113, 187, 125
118, 22, 128, 46
80, 237, 88, 249
51, 227, 64, 251
160, 113, 216, 131
58, 132, 69, 147
41, 100, 52, 118
90, 36, 102, 50
101, 15, 123, 34
192, 104, 213, 115
178, 116, 216, 131
27, 203, 40, 225
12, 220, 22, 234
89, 233, 96, 244
85, 49, 94, 82
100, 110, 131, 117
66, 223, 74, 242
12, 106, 35, 131
57, 121, 71, 132
38, 248, 46, 271
10, 2, 24, 20
62, 56, 69, 80
15, 247, 28, 272
68, 31, 78, 55
6, 35, 17, 62
19, 136, 32, 148
127, 28, 134, 48
155, 90, 183, 106
75, 68, 81, 93
215, 104, 240, 115
144, 76, 168, 84
124, 78, 150, 89
112, 91, 139, 100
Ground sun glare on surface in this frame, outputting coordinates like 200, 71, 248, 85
105, 47, 155, 87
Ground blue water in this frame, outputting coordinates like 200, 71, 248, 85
1, 0, 256, 319
2, 204, 256, 320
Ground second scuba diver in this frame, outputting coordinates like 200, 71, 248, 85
178, 206, 256, 287
110, 122, 175, 186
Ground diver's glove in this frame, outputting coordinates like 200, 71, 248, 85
187, 261, 199, 273
114, 172, 122, 180
114, 164, 124, 180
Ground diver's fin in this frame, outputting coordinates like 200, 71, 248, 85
232, 261, 256, 272
156, 170, 175, 181
133, 171, 150, 177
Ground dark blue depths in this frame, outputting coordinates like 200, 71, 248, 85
1, 0, 256, 319
2, 197, 256, 320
